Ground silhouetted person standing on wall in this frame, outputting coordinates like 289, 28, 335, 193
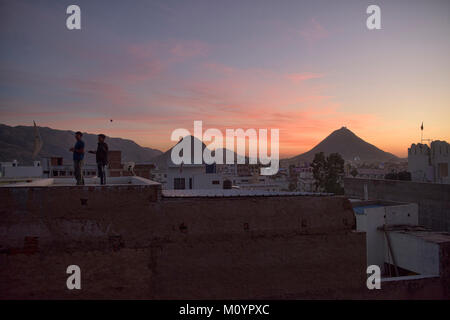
70, 131, 85, 185
89, 134, 108, 185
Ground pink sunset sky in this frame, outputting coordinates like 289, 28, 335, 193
1, 0, 449, 158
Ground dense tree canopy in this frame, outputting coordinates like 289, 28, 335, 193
312, 152, 345, 194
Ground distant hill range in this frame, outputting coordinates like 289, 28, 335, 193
0, 123, 162, 164
151, 135, 205, 170
286, 127, 399, 164
152, 135, 248, 170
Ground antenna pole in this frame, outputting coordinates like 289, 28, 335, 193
420, 122, 424, 144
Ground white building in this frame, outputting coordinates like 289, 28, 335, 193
353, 201, 448, 278
166, 164, 224, 190
0, 160, 43, 179
354, 202, 418, 274
408, 140, 449, 184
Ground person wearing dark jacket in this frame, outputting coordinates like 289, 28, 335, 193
70, 131, 85, 185
89, 134, 109, 185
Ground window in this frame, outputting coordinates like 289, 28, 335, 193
52, 170, 58, 177
189, 178, 192, 189
212, 180, 220, 185
438, 163, 448, 178
174, 178, 186, 190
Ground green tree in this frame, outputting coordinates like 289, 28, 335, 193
311, 152, 327, 191
324, 153, 345, 194
312, 152, 345, 194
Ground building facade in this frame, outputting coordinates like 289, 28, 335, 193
408, 141, 449, 184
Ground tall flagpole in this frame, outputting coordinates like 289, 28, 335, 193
420, 122, 423, 144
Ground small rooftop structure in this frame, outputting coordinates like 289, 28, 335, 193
352, 200, 450, 280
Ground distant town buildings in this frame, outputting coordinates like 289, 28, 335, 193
0, 150, 155, 184
157, 161, 289, 192
2, 137, 448, 191
42, 157, 97, 178
289, 165, 315, 192
352, 168, 386, 180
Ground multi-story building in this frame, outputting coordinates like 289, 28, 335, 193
166, 163, 224, 190
408, 140, 449, 184
107, 150, 154, 179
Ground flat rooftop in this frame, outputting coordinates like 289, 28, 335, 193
0, 176, 161, 187
162, 189, 333, 198
381, 225, 450, 244
353, 204, 384, 215
350, 199, 409, 209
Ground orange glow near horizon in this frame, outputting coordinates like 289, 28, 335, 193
1, 1, 449, 159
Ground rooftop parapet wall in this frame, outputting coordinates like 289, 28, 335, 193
408, 143, 431, 156
0, 184, 355, 250
408, 141, 450, 157
0, 183, 368, 299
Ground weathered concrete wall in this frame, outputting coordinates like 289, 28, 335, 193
0, 184, 368, 299
387, 231, 440, 276
344, 178, 450, 232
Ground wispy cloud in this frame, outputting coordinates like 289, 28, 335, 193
286, 72, 324, 83
298, 18, 329, 43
